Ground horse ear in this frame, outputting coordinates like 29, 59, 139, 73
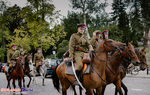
130, 41, 133, 44
142, 45, 146, 51
126, 41, 129, 46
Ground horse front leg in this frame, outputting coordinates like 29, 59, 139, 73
27, 73, 32, 88
23, 74, 25, 88
121, 82, 128, 95
101, 84, 106, 95
7, 77, 11, 89
115, 80, 123, 95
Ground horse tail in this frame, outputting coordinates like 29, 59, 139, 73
52, 65, 60, 92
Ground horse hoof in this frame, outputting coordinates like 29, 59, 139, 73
42, 84, 45, 86
27, 85, 29, 88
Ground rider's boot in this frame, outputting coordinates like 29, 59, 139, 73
74, 70, 80, 85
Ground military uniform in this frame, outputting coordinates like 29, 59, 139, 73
33, 53, 44, 69
69, 32, 93, 71
7, 49, 20, 76
7, 49, 20, 67
90, 35, 101, 49
20, 50, 25, 56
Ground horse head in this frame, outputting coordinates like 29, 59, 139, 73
43, 59, 50, 68
122, 41, 140, 66
138, 46, 147, 71
17, 55, 26, 67
101, 39, 125, 52
26, 53, 33, 64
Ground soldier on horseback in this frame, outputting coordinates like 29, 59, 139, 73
69, 23, 93, 85
90, 30, 101, 49
33, 48, 44, 73
103, 31, 109, 39
19, 47, 26, 56
7, 45, 20, 77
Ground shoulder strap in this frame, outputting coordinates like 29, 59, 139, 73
11, 50, 18, 59
75, 35, 84, 46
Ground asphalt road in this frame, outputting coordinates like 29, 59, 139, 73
0, 72, 150, 95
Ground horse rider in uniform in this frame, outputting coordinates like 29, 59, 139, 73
7, 45, 20, 77
90, 30, 101, 49
19, 47, 26, 56
103, 31, 109, 39
69, 23, 93, 85
33, 48, 44, 73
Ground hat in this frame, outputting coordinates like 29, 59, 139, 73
103, 31, 108, 34
12, 45, 16, 47
77, 23, 86, 29
20, 47, 23, 49
38, 48, 40, 51
96, 32, 101, 35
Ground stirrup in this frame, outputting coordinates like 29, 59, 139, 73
74, 79, 79, 85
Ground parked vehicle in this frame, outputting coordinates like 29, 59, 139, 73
0, 63, 6, 72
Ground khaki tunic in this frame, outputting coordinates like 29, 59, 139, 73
69, 32, 93, 70
7, 49, 20, 67
33, 53, 44, 68
20, 50, 25, 55
90, 36, 101, 49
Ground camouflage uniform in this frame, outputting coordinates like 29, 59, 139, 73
90, 35, 101, 49
33, 53, 44, 69
69, 32, 93, 71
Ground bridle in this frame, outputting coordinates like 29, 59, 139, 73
90, 40, 124, 82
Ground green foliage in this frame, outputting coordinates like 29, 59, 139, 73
99, 25, 123, 42
56, 40, 69, 58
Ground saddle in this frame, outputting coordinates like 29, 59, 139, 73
65, 53, 91, 75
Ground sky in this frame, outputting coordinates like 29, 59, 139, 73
5, 0, 113, 17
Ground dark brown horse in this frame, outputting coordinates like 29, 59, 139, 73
114, 46, 147, 95
101, 42, 140, 95
4, 55, 26, 91
23, 53, 33, 88
52, 38, 127, 95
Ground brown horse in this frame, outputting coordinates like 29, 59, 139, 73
101, 42, 140, 95
4, 55, 26, 92
23, 53, 33, 88
114, 46, 147, 95
52, 38, 127, 95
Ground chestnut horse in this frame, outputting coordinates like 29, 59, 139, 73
23, 53, 33, 88
52, 38, 126, 95
4, 55, 26, 92
101, 42, 140, 95
114, 46, 147, 95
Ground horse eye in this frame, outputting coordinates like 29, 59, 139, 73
108, 41, 112, 43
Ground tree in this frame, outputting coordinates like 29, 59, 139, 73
111, 0, 131, 42
69, 0, 107, 39
56, 40, 69, 58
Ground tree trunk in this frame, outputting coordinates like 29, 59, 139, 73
83, 11, 90, 39
143, 28, 149, 46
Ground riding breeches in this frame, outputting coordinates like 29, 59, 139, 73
74, 51, 84, 71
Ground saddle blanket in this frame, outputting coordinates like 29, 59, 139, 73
65, 64, 91, 75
